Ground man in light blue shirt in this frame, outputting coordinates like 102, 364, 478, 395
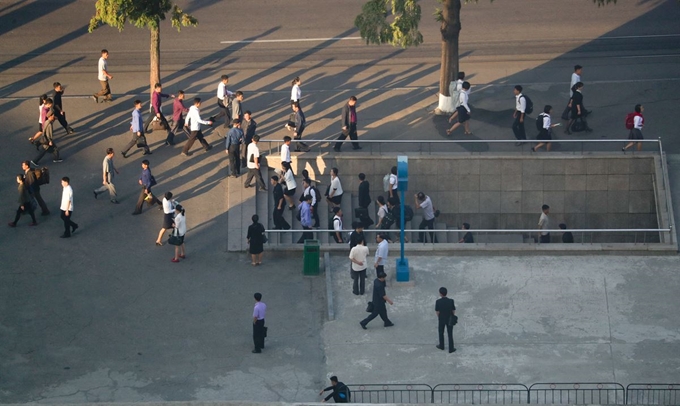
122, 100, 151, 158
252, 292, 267, 353
374, 233, 389, 277
225, 119, 243, 177
297, 194, 313, 244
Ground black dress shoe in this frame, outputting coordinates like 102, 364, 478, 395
359, 322, 367, 330
436, 345, 445, 350
449, 348, 456, 353
72, 225, 78, 234
121, 152, 128, 159
252, 349, 261, 354
384, 322, 395, 327
60, 234, 70, 238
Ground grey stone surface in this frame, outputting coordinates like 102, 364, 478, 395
323, 255, 680, 385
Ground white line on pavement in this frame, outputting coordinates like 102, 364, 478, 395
220, 37, 362, 44
597, 34, 680, 40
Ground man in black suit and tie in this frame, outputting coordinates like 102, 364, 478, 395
435, 287, 456, 353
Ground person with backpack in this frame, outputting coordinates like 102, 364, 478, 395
565, 82, 592, 134
330, 207, 344, 243
8, 174, 37, 228
532, 105, 560, 153
623, 104, 645, 152
512, 85, 530, 146
375, 196, 389, 230
280, 162, 297, 210
300, 178, 319, 227
319, 376, 351, 403
446, 81, 472, 135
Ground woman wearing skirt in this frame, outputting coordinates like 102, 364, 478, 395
532, 105, 560, 152
623, 104, 645, 152
247, 214, 266, 266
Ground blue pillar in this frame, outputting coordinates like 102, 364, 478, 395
396, 156, 409, 282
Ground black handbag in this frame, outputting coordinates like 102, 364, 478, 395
366, 301, 374, 313
449, 315, 458, 327
571, 117, 586, 132
168, 229, 183, 246
263, 326, 268, 337
561, 105, 570, 121
136, 135, 147, 148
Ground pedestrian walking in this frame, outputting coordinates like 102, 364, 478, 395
349, 235, 369, 295
156, 192, 178, 246
374, 233, 389, 277
143, 83, 175, 145
132, 159, 161, 215
334, 96, 361, 151
92, 49, 113, 103
252, 292, 266, 353
388, 166, 399, 205
121, 100, 151, 158
459, 222, 474, 243
325, 167, 343, 209
32, 94, 48, 139
231, 91, 244, 124
281, 162, 297, 209
331, 207, 343, 243
171, 90, 190, 138
623, 104, 645, 152
241, 111, 257, 168
93, 148, 119, 203
181, 98, 213, 156
22, 161, 49, 216
291, 76, 302, 106
538, 204, 550, 243
285, 102, 309, 152
319, 376, 351, 403
512, 85, 527, 145
29, 98, 63, 164
570, 65, 582, 97
281, 136, 292, 166
559, 223, 574, 243
297, 194, 314, 244
565, 82, 592, 134
532, 105, 559, 153
247, 214, 266, 266
8, 174, 37, 228
447, 71, 466, 121
214, 74, 234, 128
243, 135, 267, 191
170, 204, 186, 262
415, 192, 437, 243
446, 81, 472, 135
225, 119, 243, 177
59, 176, 78, 238
435, 287, 457, 353
52, 82, 75, 134
301, 177, 319, 227
271, 176, 290, 230
375, 196, 388, 229
358, 173, 371, 209
360, 271, 394, 329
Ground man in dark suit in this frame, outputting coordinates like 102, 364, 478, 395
334, 96, 360, 151
435, 287, 456, 353
240, 110, 257, 168
360, 272, 394, 329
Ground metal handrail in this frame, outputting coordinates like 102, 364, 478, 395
264, 139, 661, 144
657, 138, 675, 243
265, 228, 670, 233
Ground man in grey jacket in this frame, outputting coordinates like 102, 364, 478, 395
93, 148, 120, 203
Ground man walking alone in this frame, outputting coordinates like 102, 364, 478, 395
93, 148, 120, 203
92, 49, 113, 103
252, 292, 267, 354
360, 272, 394, 329
435, 287, 456, 353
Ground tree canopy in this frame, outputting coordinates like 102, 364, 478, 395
88, 0, 197, 33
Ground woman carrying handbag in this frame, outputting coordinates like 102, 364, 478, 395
169, 204, 186, 263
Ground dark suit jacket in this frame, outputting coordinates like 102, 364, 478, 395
341, 103, 357, 128
358, 181, 371, 208
435, 297, 456, 324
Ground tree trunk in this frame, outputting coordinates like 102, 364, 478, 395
435, 0, 462, 114
150, 24, 161, 97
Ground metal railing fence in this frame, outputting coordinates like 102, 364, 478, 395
432, 384, 529, 404
346, 384, 434, 404
626, 384, 680, 405
528, 382, 626, 405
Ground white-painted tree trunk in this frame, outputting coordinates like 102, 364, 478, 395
435, 93, 455, 115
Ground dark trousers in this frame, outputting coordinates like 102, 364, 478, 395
418, 218, 436, 243
34, 144, 60, 164
171, 118, 190, 138
94, 80, 111, 100
438, 320, 454, 350
144, 112, 174, 144
351, 269, 366, 295
31, 187, 49, 214
361, 304, 391, 326
273, 207, 290, 230
241, 141, 251, 168
134, 187, 160, 214
540, 233, 551, 243
312, 204, 320, 227
214, 99, 231, 128
122, 132, 150, 155
244, 167, 266, 189
56, 113, 70, 132
228, 145, 240, 176
182, 130, 210, 154
334, 123, 359, 150
375, 264, 384, 278
298, 226, 313, 244
14, 204, 36, 224
60, 210, 77, 237
253, 319, 265, 351
512, 115, 526, 141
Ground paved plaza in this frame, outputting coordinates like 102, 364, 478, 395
1, 0, 680, 404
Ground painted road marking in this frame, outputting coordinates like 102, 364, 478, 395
220, 37, 362, 44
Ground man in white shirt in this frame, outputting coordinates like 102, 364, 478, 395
331, 207, 343, 243
326, 167, 343, 208
538, 204, 550, 243
374, 233, 389, 277
349, 237, 369, 295
60, 176, 78, 238
181, 98, 213, 156
388, 166, 399, 205
244, 135, 267, 191
92, 49, 113, 103
512, 85, 527, 146
281, 136, 292, 165
214, 74, 234, 128
415, 192, 437, 243
570, 65, 582, 97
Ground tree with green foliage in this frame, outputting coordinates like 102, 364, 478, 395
355, 0, 616, 114
88, 0, 198, 95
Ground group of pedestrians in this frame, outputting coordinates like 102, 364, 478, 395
445, 65, 646, 153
